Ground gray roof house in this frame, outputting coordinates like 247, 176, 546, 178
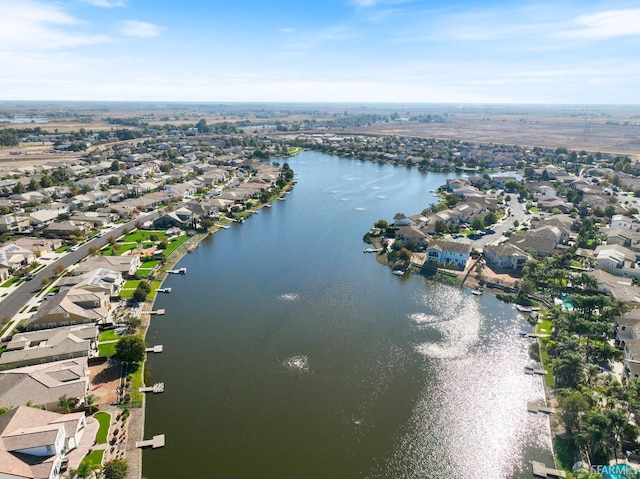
0, 325, 98, 370
0, 358, 89, 410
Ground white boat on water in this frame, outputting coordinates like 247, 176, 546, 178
471, 289, 482, 296
392, 270, 405, 276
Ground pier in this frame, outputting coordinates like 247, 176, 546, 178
146, 309, 165, 315
146, 345, 163, 353
525, 367, 548, 375
531, 461, 566, 478
527, 402, 555, 414
139, 382, 165, 393
136, 434, 165, 449
157, 287, 172, 293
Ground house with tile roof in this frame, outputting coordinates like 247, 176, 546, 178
0, 325, 97, 370
24, 289, 110, 331
0, 358, 89, 410
0, 406, 87, 479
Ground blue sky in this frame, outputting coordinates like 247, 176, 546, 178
1, 0, 639, 104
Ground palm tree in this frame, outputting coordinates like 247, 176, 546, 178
68, 461, 101, 479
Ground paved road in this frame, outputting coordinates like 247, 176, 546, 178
464, 196, 528, 249
0, 210, 161, 322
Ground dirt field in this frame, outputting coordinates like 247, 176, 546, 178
347, 113, 640, 159
89, 359, 123, 407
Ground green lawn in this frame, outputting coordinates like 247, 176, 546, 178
140, 260, 158, 269
99, 330, 120, 342
536, 320, 553, 335
538, 338, 555, 388
98, 342, 117, 357
162, 234, 189, 256
93, 412, 111, 444
1, 276, 22, 288
55, 246, 70, 253
121, 230, 166, 243
80, 449, 104, 468
123, 280, 142, 290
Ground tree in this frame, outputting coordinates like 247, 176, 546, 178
69, 461, 101, 479
110, 160, 121, 171
102, 459, 129, 479
12, 182, 25, 194
115, 335, 146, 364
483, 212, 497, 226
28, 179, 39, 191
122, 315, 142, 332
58, 394, 77, 413
471, 218, 484, 230
132, 281, 151, 303
374, 219, 388, 229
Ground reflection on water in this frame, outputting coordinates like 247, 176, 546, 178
143, 152, 552, 479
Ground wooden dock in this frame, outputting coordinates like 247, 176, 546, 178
145, 345, 163, 353
148, 309, 165, 315
136, 434, 165, 449
527, 402, 555, 414
139, 382, 165, 393
525, 368, 548, 375
532, 461, 566, 478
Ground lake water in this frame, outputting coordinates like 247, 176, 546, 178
143, 151, 553, 478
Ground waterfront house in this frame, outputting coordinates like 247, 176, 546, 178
0, 325, 97, 370
425, 240, 471, 269
0, 406, 87, 479
0, 358, 89, 410
57, 267, 124, 297
24, 288, 111, 331
483, 243, 530, 271
75, 255, 140, 277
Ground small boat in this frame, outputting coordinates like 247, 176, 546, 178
516, 305, 533, 313
392, 270, 405, 276
157, 287, 172, 293
471, 289, 482, 296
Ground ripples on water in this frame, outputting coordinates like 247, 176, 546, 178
283, 355, 310, 371
278, 293, 299, 301
373, 286, 552, 479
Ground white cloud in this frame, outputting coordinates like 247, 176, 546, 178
561, 8, 640, 40
0, 0, 111, 50
83, 0, 127, 7
119, 20, 164, 38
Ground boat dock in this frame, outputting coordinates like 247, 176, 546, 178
527, 402, 555, 414
147, 309, 165, 315
167, 267, 187, 274
531, 461, 566, 478
363, 248, 382, 253
139, 382, 165, 393
521, 332, 549, 338
136, 434, 165, 449
525, 367, 548, 375
156, 287, 172, 293
145, 345, 163, 353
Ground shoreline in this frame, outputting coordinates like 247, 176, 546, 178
128, 188, 293, 478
